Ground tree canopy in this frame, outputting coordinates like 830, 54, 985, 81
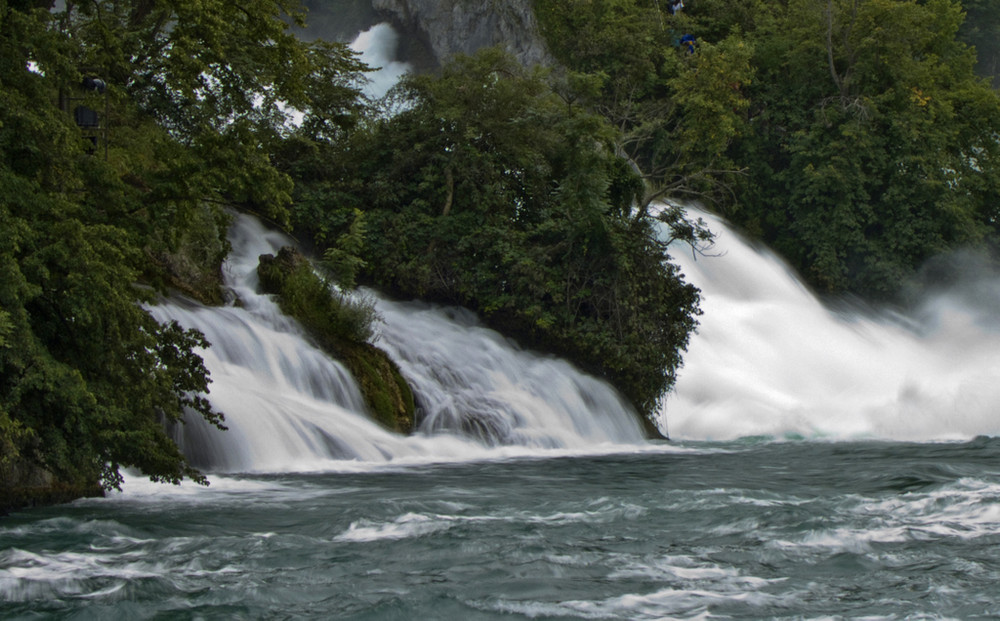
535, 0, 1000, 300
536, 0, 755, 211
0, 0, 366, 494
721, 0, 1000, 298
279, 48, 703, 430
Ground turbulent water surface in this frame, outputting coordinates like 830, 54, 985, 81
2, 441, 1000, 619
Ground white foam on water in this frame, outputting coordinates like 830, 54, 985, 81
0, 548, 167, 602
483, 582, 791, 621
858, 478, 1000, 540
335, 513, 455, 542
333, 500, 649, 544
766, 478, 1000, 560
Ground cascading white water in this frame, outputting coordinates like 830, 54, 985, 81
143, 22, 645, 473
351, 23, 410, 100
149, 215, 645, 473
373, 300, 645, 448
147, 219, 405, 472
664, 209, 1000, 442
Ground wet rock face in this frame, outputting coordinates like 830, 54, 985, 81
372, 0, 552, 68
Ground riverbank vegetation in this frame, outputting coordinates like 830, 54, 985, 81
279, 49, 703, 433
1, 0, 367, 505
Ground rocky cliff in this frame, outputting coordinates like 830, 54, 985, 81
372, 0, 552, 68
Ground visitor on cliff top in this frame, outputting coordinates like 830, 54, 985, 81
669, 0, 683, 15
680, 33, 696, 53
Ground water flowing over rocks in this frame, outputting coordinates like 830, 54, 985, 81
371, 0, 552, 68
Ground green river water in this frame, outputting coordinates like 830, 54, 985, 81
3, 439, 999, 620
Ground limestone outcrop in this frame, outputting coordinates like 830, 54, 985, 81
372, 0, 552, 68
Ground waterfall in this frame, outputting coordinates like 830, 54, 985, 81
373, 300, 644, 448
351, 23, 411, 100
148, 205, 1000, 473
148, 215, 645, 473
664, 209, 1000, 442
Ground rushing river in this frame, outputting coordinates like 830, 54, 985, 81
2, 441, 1000, 619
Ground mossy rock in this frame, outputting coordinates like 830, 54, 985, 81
146, 250, 226, 305
257, 248, 416, 433
145, 205, 230, 306
258, 246, 306, 295
336, 341, 415, 434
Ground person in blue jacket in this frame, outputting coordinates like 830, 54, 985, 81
680, 34, 696, 54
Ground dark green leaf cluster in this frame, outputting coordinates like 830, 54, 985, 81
258, 247, 377, 346
715, 0, 1000, 298
0, 170, 223, 491
535, 0, 756, 211
0, 3, 230, 493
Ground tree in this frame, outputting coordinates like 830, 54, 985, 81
727, 0, 1000, 297
287, 48, 702, 429
50, 0, 368, 227
535, 0, 755, 213
1, 0, 367, 498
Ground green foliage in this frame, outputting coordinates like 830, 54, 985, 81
258, 248, 377, 346
0, 171, 224, 491
286, 48, 701, 423
535, 0, 755, 210
1, 0, 367, 499
723, 0, 1000, 298
323, 209, 368, 290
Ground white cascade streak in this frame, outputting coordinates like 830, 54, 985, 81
149, 215, 645, 473
351, 23, 410, 100
373, 300, 645, 449
664, 209, 1000, 442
